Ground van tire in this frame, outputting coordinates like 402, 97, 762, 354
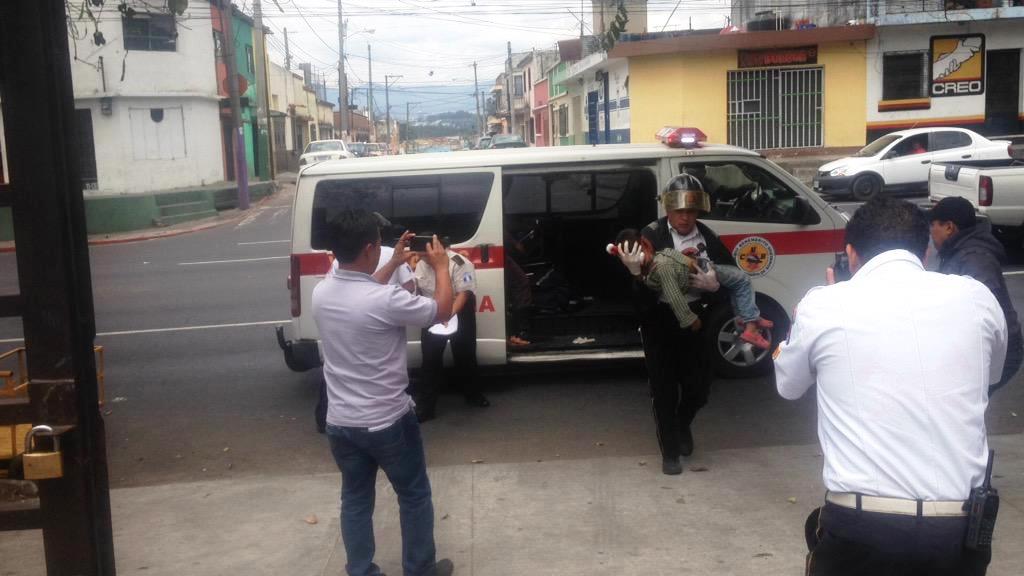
850, 174, 882, 201
706, 299, 789, 379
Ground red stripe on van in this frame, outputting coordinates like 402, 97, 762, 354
294, 246, 505, 276
296, 252, 333, 276
718, 229, 845, 256
451, 246, 505, 270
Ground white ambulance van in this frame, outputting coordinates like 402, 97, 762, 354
277, 132, 848, 378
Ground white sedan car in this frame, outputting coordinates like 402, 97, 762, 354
815, 128, 1012, 200
299, 140, 353, 167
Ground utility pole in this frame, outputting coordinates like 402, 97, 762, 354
506, 41, 515, 136
253, 0, 271, 179
406, 101, 411, 151
473, 61, 482, 136
385, 74, 402, 152
220, 0, 250, 209
368, 43, 375, 142
284, 27, 291, 69
338, 1, 349, 139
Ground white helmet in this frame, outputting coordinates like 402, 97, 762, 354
660, 174, 710, 213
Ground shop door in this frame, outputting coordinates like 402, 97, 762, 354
586, 91, 599, 145
985, 49, 1021, 136
727, 67, 823, 150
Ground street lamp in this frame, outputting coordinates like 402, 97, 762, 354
385, 74, 403, 150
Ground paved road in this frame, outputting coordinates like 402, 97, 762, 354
1, 185, 1022, 489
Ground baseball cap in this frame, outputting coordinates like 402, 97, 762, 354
928, 196, 976, 230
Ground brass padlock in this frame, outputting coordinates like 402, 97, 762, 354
23, 425, 63, 480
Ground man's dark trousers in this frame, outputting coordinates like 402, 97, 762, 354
417, 294, 478, 412
640, 302, 710, 461
806, 503, 990, 576
327, 411, 436, 576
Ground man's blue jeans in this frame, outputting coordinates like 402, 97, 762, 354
327, 411, 436, 576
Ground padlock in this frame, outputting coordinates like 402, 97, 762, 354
23, 425, 63, 480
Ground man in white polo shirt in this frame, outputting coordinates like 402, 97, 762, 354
774, 197, 1007, 575
313, 209, 454, 576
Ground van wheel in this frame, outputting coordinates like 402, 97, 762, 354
850, 174, 882, 201
706, 301, 788, 379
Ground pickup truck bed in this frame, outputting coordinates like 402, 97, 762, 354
929, 159, 1024, 240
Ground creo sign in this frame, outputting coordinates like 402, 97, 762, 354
930, 34, 985, 97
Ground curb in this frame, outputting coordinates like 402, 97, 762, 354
0, 187, 284, 254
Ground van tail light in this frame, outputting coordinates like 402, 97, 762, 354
979, 176, 993, 207
290, 254, 301, 317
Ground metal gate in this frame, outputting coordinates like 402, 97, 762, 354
727, 67, 823, 150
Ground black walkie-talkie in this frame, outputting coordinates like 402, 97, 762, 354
965, 450, 999, 551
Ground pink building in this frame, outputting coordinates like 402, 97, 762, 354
532, 78, 551, 147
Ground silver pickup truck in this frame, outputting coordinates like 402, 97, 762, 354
928, 150, 1024, 241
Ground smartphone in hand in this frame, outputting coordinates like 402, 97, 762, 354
408, 235, 434, 252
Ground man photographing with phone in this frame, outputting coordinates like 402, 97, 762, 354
774, 197, 1006, 575
313, 210, 455, 576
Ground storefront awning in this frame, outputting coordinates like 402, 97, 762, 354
609, 24, 876, 58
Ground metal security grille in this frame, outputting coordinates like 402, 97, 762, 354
727, 67, 823, 150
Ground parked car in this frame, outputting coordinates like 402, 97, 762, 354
368, 143, 389, 156
473, 136, 492, 150
814, 128, 1012, 200
347, 142, 370, 158
928, 147, 1024, 241
488, 134, 528, 149
299, 140, 353, 167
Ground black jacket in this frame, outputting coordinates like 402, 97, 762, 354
937, 222, 1023, 348
633, 218, 733, 320
641, 218, 734, 266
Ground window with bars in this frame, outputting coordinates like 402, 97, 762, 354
123, 14, 176, 52
882, 52, 928, 100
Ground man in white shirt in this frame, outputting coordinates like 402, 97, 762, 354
312, 210, 455, 576
412, 238, 489, 422
316, 237, 416, 432
774, 197, 1006, 575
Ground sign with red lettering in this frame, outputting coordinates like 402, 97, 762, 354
478, 295, 495, 313
738, 46, 818, 69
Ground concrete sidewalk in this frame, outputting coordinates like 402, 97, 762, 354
4, 433, 1024, 575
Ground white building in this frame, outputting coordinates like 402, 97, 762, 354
68, 3, 223, 196
865, 3, 1024, 141
565, 49, 631, 145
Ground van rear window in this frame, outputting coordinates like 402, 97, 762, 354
311, 173, 493, 249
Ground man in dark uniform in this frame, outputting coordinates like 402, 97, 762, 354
619, 174, 735, 475
930, 196, 1023, 394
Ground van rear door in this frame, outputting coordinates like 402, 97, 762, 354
300, 168, 505, 367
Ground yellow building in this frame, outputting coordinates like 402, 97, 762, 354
611, 25, 875, 151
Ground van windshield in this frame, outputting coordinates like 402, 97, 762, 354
854, 135, 900, 157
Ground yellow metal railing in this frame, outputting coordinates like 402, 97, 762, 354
0, 346, 105, 463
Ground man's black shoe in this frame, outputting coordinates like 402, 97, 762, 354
428, 558, 454, 576
680, 425, 694, 456
662, 457, 683, 475
464, 392, 491, 407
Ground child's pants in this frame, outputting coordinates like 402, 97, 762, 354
715, 264, 760, 323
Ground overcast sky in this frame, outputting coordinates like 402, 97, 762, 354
252, 0, 730, 111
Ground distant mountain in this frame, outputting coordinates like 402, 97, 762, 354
324, 84, 480, 118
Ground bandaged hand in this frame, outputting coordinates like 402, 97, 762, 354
616, 241, 645, 276
691, 262, 720, 292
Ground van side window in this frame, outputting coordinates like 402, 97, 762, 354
504, 171, 629, 215
679, 161, 819, 225
311, 173, 493, 249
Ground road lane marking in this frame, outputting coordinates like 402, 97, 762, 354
0, 319, 290, 344
178, 256, 288, 266
1004, 271, 1024, 276
238, 240, 290, 245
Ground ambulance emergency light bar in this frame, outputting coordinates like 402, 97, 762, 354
657, 126, 707, 149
